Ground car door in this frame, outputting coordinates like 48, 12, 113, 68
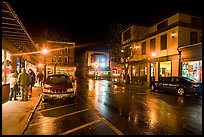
168, 77, 179, 92
161, 77, 171, 91
157, 77, 169, 91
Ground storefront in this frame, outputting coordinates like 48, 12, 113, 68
2, 49, 12, 85
131, 64, 139, 83
159, 61, 172, 77
182, 60, 202, 82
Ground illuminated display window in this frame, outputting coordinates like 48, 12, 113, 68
182, 60, 202, 81
159, 61, 171, 77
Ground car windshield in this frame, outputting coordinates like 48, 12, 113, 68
45, 75, 71, 84
184, 77, 198, 83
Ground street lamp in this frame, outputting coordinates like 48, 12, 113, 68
42, 49, 48, 80
151, 52, 156, 82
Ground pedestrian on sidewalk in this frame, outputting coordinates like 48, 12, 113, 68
9, 71, 18, 101
37, 71, 44, 86
28, 69, 36, 98
17, 68, 30, 101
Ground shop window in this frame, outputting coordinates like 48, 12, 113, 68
182, 61, 201, 81
2, 50, 12, 85
159, 61, 171, 77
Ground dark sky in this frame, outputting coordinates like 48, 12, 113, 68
6, 0, 202, 55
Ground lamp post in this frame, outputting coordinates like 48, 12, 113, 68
151, 52, 156, 82
42, 49, 48, 81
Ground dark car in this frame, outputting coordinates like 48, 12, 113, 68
150, 76, 202, 96
41, 74, 76, 102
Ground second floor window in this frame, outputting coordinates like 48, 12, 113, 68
64, 57, 68, 63
190, 31, 197, 45
142, 41, 146, 55
64, 47, 68, 53
160, 34, 167, 50
150, 38, 156, 52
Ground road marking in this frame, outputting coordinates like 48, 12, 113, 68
100, 117, 124, 135
29, 108, 90, 127
77, 96, 124, 135
39, 102, 83, 112
58, 119, 101, 135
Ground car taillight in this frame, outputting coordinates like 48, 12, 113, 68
192, 83, 199, 88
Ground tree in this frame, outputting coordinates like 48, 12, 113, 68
106, 23, 138, 83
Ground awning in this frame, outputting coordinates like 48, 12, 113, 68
2, 2, 41, 65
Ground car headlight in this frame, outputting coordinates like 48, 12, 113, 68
43, 89, 51, 93
67, 88, 74, 92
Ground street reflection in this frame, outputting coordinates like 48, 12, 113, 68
146, 98, 159, 130
87, 79, 110, 113
177, 96, 184, 105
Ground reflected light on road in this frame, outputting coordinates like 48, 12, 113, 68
87, 79, 110, 114
146, 98, 159, 129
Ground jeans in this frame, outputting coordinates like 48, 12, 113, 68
9, 88, 17, 100
29, 84, 33, 94
20, 86, 28, 100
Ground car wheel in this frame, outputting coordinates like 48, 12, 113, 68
177, 87, 185, 96
150, 84, 156, 92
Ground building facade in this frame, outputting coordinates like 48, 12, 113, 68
78, 51, 111, 79
121, 12, 202, 84
44, 41, 76, 77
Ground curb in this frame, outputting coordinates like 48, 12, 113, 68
20, 96, 42, 135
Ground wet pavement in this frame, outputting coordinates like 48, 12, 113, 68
2, 80, 202, 135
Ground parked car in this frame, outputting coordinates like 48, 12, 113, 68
41, 74, 76, 102
150, 76, 202, 96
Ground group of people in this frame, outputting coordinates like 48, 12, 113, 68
9, 68, 44, 101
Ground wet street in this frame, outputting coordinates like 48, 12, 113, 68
23, 79, 202, 135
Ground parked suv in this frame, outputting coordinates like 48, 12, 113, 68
150, 76, 202, 96
41, 74, 76, 102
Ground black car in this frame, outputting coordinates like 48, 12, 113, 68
150, 76, 202, 96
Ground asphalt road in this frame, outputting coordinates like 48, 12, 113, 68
23, 79, 202, 135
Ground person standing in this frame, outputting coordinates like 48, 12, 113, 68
17, 68, 30, 101
37, 71, 44, 86
9, 71, 18, 101
28, 69, 36, 98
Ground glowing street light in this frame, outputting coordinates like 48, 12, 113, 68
151, 52, 156, 57
42, 49, 48, 54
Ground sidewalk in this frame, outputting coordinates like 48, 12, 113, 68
2, 84, 42, 135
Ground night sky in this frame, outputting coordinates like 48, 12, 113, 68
5, 0, 202, 56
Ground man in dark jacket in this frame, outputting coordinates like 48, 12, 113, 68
28, 69, 36, 97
